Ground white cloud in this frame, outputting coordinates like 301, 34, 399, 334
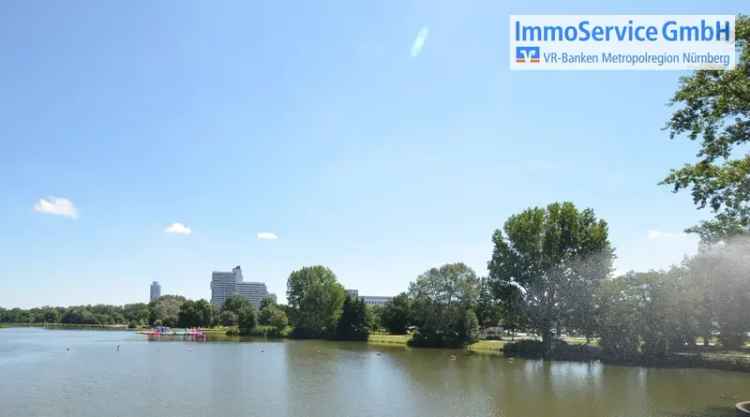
165, 223, 192, 235
33, 197, 78, 219
410, 26, 429, 58
647, 229, 688, 240
257, 232, 278, 240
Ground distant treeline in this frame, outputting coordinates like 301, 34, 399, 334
0, 303, 150, 327
3, 203, 749, 357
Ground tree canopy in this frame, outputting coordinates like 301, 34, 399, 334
286, 265, 346, 338
662, 16, 750, 241
335, 295, 371, 341
149, 295, 186, 327
408, 263, 481, 347
488, 202, 613, 354
380, 293, 412, 334
177, 299, 214, 328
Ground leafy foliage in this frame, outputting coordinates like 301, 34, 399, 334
238, 305, 257, 336
286, 266, 346, 338
219, 310, 238, 327
488, 202, 613, 354
380, 293, 412, 334
148, 295, 186, 327
222, 295, 252, 315
408, 263, 481, 348
258, 298, 289, 335
177, 299, 214, 328
662, 16, 750, 241
335, 296, 371, 341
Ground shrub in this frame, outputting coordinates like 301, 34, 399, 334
503, 340, 547, 358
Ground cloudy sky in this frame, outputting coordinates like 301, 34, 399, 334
0, 0, 741, 307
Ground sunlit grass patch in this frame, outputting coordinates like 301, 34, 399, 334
368, 333, 411, 345
467, 340, 505, 354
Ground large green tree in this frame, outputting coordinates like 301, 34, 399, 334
222, 295, 251, 315
286, 266, 346, 338
408, 263, 480, 347
149, 295, 186, 327
380, 292, 412, 334
488, 202, 613, 354
335, 295, 371, 341
662, 16, 750, 241
178, 299, 214, 328
686, 238, 750, 348
238, 305, 257, 336
476, 277, 502, 328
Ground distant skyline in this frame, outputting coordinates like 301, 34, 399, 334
1, 1, 744, 308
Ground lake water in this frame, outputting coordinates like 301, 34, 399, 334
0, 327, 748, 417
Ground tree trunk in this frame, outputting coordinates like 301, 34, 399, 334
542, 329, 553, 357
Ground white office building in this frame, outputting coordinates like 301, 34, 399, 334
361, 296, 392, 306
345, 288, 392, 306
210, 266, 273, 310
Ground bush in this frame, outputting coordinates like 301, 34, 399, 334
502, 339, 600, 361
503, 340, 547, 358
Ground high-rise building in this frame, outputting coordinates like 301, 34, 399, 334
210, 266, 273, 309
150, 281, 161, 302
210, 266, 243, 308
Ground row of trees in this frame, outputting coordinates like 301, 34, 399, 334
370, 203, 610, 350
596, 239, 750, 359
369, 201, 749, 357
0, 302, 151, 326
0, 293, 288, 336
487, 202, 750, 358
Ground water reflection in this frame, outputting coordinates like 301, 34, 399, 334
0, 328, 747, 417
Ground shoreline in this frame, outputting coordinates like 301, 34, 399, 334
5, 324, 750, 374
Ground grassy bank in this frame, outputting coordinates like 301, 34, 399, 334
7, 324, 749, 372
366, 333, 750, 373
367, 333, 506, 355
367, 333, 411, 346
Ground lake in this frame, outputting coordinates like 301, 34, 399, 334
0, 327, 748, 417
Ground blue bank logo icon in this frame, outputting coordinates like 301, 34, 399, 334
515, 46, 540, 63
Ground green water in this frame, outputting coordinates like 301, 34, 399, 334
0, 327, 747, 417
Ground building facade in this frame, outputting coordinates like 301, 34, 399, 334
345, 288, 392, 306
210, 266, 273, 310
361, 296, 392, 306
150, 281, 161, 302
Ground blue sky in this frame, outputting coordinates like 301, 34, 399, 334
0, 1, 745, 308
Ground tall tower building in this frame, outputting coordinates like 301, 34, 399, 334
150, 281, 161, 302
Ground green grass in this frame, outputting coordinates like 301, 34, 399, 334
467, 340, 505, 354
367, 333, 506, 354
367, 333, 411, 346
